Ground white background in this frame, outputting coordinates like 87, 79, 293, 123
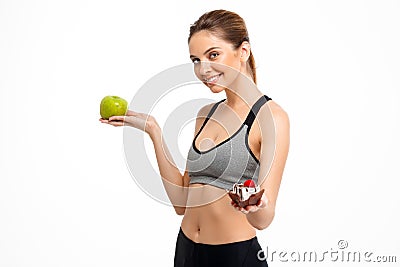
1, 0, 399, 266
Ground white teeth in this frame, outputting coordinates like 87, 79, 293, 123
205, 74, 221, 82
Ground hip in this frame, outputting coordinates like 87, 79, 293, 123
174, 227, 268, 267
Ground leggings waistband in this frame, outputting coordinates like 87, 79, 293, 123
178, 227, 257, 247
175, 227, 268, 266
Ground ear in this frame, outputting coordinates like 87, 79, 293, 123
239, 41, 251, 63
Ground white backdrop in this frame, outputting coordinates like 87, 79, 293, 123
1, 0, 399, 266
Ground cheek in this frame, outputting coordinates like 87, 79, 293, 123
193, 65, 201, 78
212, 61, 240, 79
217, 54, 241, 71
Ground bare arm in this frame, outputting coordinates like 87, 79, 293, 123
248, 101, 290, 229
101, 104, 213, 215
147, 103, 214, 214
147, 125, 189, 215
231, 101, 290, 229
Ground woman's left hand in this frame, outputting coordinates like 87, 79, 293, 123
230, 192, 268, 214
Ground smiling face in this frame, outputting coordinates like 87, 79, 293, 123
189, 30, 250, 93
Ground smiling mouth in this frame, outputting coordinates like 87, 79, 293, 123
204, 73, 222, 83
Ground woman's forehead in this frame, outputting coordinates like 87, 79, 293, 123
189, 31, 230, 55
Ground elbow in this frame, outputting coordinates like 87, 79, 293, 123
254, 225, 266, 231
174, 206, 186, 216
254, 210, 275, 230
254, 220, 273, 230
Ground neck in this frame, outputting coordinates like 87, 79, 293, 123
223, 73, 262, 110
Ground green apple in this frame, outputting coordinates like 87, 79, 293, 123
100, 95, 128, 119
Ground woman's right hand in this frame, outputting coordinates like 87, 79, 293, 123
99, 110, 159, 135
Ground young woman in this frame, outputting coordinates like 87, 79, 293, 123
101, 9, 290, 267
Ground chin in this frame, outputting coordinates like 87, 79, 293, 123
207, 84, 225, 93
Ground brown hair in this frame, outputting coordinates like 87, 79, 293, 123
188, 9, 257, 84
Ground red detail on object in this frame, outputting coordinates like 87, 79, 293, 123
243, 179, 256, 188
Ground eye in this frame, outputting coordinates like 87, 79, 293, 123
209, 52, 219, 60
191, 58, 200, 64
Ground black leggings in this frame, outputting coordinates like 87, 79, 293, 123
174, 228, 268, 267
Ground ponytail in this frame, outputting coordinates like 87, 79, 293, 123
247, 51, 256, 84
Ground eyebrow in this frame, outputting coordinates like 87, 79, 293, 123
190, 46, 221, 59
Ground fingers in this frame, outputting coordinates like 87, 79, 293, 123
108, 121, 125, 127
108, 116, 127, 127
230, 200, 263, 214
230, 201, 251, 214
108, 116, 125, 122
99, 111, 151, 131
239, 206, 251, 214
99, 117, 125, 127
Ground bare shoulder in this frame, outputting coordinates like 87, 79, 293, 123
270, 100, 289, 126
196, 102, 215, 118
259, 100, 290, 129
192, 101, 219, 136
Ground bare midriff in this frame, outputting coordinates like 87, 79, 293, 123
180, 183, 256, 244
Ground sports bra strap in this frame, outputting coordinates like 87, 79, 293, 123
197, 95, 271, 136
244, 95, 272, 131
196, 99, 225, 135
206, 99, 225, 119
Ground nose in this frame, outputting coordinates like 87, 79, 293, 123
199, 61, 212, 76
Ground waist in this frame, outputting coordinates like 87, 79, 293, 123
181, 184, 256, 244
178, 227, 257, 247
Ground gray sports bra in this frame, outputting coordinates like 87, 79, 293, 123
187, 95, 272, 190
